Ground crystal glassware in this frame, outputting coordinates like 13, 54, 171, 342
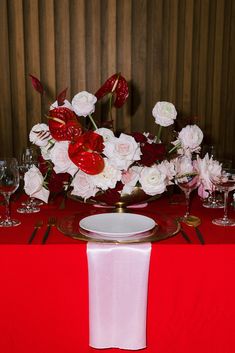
211, 169, 235, 226
200, 145, 224, 209
0, 158, 21, 227
175, 172, 199, 222
17, 147, 41, 214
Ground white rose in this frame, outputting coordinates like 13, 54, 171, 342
50, 141, 78, 176
24, 165, 49, 203
49, 99, 73, 111
92, 158, 122, 191
72, 91, 97, 117
71, 170, 98, 200
139, 165, 167, 196
103, 133, 142, 170
121, 166, 142, 195
178, 125, 203, 151
95, 128, 115, 142
29, 123, 53, 147
152, 101, 177, 127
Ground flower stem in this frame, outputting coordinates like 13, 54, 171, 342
108, 93, 113, 122
157, 125, 162, 142
88, 114, 98, 130
168, 142, 181, 154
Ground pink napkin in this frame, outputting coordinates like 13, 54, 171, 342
87, 242, 152, 350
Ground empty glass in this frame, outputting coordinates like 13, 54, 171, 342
211, 168, 235, 226
0, 158, 21, 227
17, 147, 41, 213
175, 172, 199, 222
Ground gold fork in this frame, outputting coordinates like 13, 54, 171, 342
42, 217, 57, 244
28, 220, 43, 244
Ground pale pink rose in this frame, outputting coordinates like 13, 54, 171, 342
92, 158, 122, 191
103, 133, 141, 170
152, 101, 177, 127
72, 91, 97, 117
49, 99, 73, 111
121, 166, 142, 195
29, 123, 53, 147
24, 165, 49, 203
71, 170, 98, 200
50, 141, 78, 176
139, 165, 167, 196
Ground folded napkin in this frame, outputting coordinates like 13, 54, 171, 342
87, 242, 152, 350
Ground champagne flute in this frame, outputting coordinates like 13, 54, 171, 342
175, 172, 199, 222
17, 147, 41, 213
211, 168, 235, 226
0, 158, 21, 227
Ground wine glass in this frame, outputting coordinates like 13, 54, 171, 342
17, 147, 41, 213
210, 168, 235, 226
201, 146, 223, 209
0, 158, 21, 227
175, 172, 199, 222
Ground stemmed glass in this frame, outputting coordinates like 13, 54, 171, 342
17, 147, 41, 213
175, 172, 199, 222
210, 168, 235, 226
0, 158, 21, 227
201, 146, 223, 208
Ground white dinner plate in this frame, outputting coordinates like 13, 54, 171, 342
79, 213, 156, 237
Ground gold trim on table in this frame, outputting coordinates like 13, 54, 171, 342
57, 210, 180, 244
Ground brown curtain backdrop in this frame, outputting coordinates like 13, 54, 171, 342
0, 0, 235, 163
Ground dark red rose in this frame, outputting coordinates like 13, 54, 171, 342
140, 143, 166, 166
131, 132, 148, 144
48, 107, 83, 141
38, 155, 51, 175
48, 171, 70, 193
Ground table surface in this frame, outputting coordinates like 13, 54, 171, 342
0, 192, 235, 353
0, 191, 235, 244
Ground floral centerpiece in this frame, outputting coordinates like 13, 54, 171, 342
25, 73, 218, 206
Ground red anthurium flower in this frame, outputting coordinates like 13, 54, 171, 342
48, 107, 83, 141
140, 143, 166, 167
68, 131, 105, 175
95, 73, 129, 108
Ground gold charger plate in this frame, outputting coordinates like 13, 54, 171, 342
57, 209, 180, 244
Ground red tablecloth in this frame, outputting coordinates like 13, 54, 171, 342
0, 194, 235, 353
